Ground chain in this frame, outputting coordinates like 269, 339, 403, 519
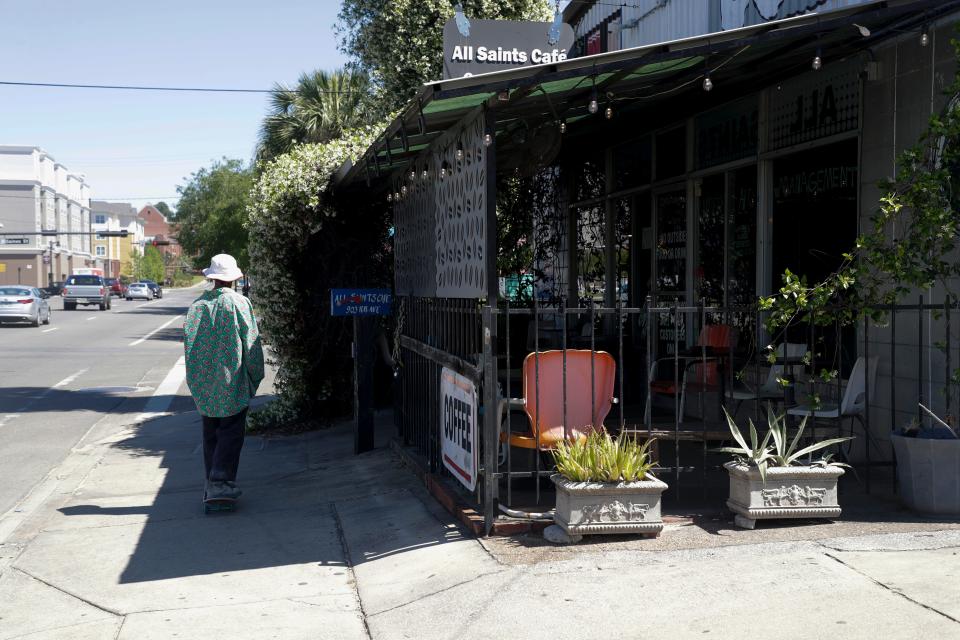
391, 296, 405, 375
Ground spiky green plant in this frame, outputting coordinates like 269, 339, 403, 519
716, 405, 852, 484
552, 431, 657, 483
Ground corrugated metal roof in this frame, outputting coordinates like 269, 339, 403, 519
335, 0, 959, 191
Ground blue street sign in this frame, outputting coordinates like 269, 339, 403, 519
330, 288, 393, 317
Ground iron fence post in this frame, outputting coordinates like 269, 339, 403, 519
481, 305, 499, 535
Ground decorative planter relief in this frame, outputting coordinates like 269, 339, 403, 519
551, 474, 668, 542
725, 462, 843, 529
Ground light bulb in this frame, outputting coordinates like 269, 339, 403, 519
588, 97, 598, 114
386, 192, 393, 202
559, 120, 566, 134
812, 49, 822, 71
921, 29, 930, 47
703, 74, 713, 92
422, 169, 428, 179
483, 133, 493, 147
440, 167, 446, 178
394, 191, 400, 201
455, 145, 464, 161
409, 169, 416, 181
605, 105, 613, 119
401, 185, 407, 196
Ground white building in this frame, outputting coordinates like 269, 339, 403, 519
0, 146, 93, 287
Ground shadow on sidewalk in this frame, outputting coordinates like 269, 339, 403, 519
53, 409, 455, 584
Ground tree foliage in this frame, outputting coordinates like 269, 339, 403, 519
247, 127, 390, 426
337, 0, 552, 115
153, 201, 174, 219
257, 69, 375, 162
175, 158, 254, 272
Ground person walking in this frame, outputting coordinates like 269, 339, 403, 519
184, 253, 264, 501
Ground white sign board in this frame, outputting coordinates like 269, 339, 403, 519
440, 367, 478, 491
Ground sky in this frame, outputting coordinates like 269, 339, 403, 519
0, 1, 350, 210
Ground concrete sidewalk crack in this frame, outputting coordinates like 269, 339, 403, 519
365, 569, 507, 619
824, 552, 960, 625
12, 566, 123, 617
332, 502, 373, 640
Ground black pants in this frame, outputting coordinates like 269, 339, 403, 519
202, 409, 247, 482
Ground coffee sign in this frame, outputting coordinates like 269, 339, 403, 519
442, 18, 575, 79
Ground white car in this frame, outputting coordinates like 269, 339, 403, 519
0, 286, 51, 327
126, 283, 152, 301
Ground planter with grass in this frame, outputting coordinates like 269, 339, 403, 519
719, 408, 851, 529
546, 432, 667, 544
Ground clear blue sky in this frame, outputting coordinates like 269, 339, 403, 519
0, 1, 349, 210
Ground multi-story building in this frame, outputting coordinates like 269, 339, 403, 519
138, 204, 181, 260
90, 201, 145, 279
0, 146, 93, 287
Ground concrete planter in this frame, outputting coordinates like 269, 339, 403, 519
725, 461, 844, 529
892, 434, 960, 515
550, 473, 668, 543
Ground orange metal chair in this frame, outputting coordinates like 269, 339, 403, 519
503, 349, 616, 450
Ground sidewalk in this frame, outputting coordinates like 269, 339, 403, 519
1, 400, 959, 639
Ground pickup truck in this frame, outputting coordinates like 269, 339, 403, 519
62, 274, 112, 311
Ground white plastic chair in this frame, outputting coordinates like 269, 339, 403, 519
786, 356, 879, 460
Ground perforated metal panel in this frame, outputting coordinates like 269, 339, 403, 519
394, 109, 491, 299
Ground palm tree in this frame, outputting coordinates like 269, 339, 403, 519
256, 68, 372, 162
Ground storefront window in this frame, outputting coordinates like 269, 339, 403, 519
655, 190, 686, 294
613, 135, 651, 191
655, 127, 686, 180
570, 147, 605, 203
772, 139, 857, 285
696, 174, 725, 305
727, 165, 757, 305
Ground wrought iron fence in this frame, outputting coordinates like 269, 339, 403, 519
393, 293, 960, 532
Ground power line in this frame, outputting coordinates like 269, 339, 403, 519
0, 80, 358, 94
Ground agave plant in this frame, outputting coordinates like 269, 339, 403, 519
717, 406, 852, 483
552, 431, 657, 483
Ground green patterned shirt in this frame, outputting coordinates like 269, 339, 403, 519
184, 287, 265, 418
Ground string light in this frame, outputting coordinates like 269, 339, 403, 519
455, 143, 464, 161
702, 72, 713, 92
588, 87, 599, 114
408, 169, 416, 181
386, 192, 393, 202
401, 185, 407, 196
422, 168, 428, 179
812, 48, 822, 71
559, 119, 567, 133
605, 104, 613, 119
483, 133, 493, 146
921, 27, 930, 47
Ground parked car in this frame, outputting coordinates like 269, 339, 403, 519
104, 277, 127, 297
140, 280, 163, 299
126, 282, 152, 301
43, 281, 64, 297
62, 274, 111, 311
0, 286, 51, 326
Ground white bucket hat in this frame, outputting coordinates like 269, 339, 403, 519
202, 254, 244, 282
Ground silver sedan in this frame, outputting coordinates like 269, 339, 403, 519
0, 286, 51, 327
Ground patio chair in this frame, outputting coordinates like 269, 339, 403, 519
644, 323, 734, 423
501, 349, 616, 451
725, 342, 807, 417
786, 356, 879, 460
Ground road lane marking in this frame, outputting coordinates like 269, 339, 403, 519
12, 368, 89, 413
135, 356, 187, 422
86, 316, 97, 321
41, 327, 58, 333
129, 315, 182, 346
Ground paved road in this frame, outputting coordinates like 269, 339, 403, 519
0, 285, 201, 517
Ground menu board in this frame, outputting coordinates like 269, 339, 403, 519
655, 192, 687, 293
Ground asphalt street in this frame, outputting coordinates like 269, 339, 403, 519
0, 285, 201, 517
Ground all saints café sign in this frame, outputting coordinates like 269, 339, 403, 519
443, 17, 575, 80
